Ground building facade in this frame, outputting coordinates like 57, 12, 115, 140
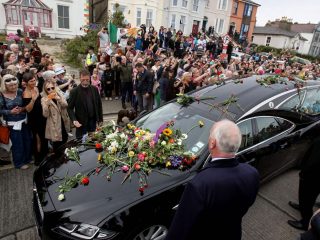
252, 26, 307, 53
0, 0, 88, 38
108, 0, 165, 31
309, 24, 320, 57
204, 0, 232, 35
229, 0, 260, 43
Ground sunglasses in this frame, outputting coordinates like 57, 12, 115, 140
46, 87, 55, 91
4, 78, 18, 84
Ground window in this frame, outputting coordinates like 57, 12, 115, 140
193, 0, 199, 11
218, 0, 227, 10
237, 120, 255, 151
41, 11, 51, 28
266, 36, 271, 46
256, 117, 292, 142
280, 89, 320, 115
233, 1, 238, 15
57, 5, 69, 29
173, 0, 178, 6
244, 4, 253, 17
146, 9, 153, 27
180, 16, 186, 32
182, 0, 188, 8
218, 19, 224, 33
171, 14, 176, 29
136, 8, 141, 26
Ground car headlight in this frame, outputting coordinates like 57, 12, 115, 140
58, 223, 118, 239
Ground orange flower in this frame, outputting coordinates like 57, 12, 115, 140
163, 128, 173, 136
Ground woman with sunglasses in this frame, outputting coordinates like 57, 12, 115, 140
41, 81, 70, 152
0, 74, 32, 169
23, 72, 48, 165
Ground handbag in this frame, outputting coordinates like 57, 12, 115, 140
0, 93, 10, 144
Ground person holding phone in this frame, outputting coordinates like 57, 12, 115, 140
41, 81, 70, 152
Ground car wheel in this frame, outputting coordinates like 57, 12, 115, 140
132, 224, 168, 240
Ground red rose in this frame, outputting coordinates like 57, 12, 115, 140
95, 143, 102, 149
81, 177, 89, 185
134, 164, 141, 171
95, 168, 101, 173
139, 187, 145, 193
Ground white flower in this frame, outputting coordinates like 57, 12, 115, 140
181, 134, 188, 140
120, 133, 126, 139
161, 141, 166, 146
58, 193, 65, 201
177, 139, 182, 146
111, 141, 119, 148
64, 148, 69, 156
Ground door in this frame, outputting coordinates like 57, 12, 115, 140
22, 11, 40, 33
192, 21, 199, 35
252, 116, 295, 180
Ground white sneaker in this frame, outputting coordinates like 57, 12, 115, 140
20, 164, 29, 170
114, 97, 119, 100
105, 97, 108, 101
109, 97, 113, 101
68, 132, 73, 137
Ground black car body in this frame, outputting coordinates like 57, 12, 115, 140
33, 75, 320, 240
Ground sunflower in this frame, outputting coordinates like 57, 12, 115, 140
163, 128, 173, 136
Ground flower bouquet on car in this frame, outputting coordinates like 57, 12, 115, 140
57, 120, 202, 200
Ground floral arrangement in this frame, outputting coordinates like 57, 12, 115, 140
256, 75, 289, 87
57, 120, 203, 200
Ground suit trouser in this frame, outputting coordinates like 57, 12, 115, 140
298, 177, 320, 225
136, 93, 153, 112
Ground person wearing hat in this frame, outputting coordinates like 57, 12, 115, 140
54, 67, 71, 93
0, 74, 32, 169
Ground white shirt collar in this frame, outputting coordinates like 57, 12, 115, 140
210, 157, 231, 163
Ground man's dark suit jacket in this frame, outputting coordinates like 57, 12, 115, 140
67, 85, 103, 126
166, 158, 259, 240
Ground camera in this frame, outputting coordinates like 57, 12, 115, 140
116, 56, 122, 63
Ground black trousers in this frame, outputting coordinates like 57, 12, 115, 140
121, 82, 133, 105
298, 177, 320, 226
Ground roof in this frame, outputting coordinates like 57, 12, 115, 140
239, 0, 261, 7
3, 0, 51, 10
291, 24, 317, 34
253, 26, 298, 37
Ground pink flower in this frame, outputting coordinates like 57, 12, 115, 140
121, 165, 129, 172
149, 140, 155, 148
138, 153, 145, 161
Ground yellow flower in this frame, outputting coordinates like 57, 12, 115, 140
97, 153, 102, 161
128, 151, 135, 157
166, 161, 172, 167
163, 128, 173, 136
198, 120, 204, 128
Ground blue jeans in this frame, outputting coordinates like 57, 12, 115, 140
10, 123, 32, 168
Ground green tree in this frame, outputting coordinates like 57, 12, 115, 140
110, 3, 125, 28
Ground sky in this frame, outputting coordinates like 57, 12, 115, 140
254, 0, 320, 26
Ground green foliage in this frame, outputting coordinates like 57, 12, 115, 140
110, 3, 125, 28
61, 30, 98, 68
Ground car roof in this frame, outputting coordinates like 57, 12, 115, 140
188, 75, 320, 121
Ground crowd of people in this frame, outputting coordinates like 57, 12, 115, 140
0, 25, 320, 239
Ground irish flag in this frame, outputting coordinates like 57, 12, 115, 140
108, 22, 119, 44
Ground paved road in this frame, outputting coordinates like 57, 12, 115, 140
1, 99, 318, 240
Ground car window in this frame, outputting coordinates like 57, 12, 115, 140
279, 89, 320, 115
256, 117, 292, 142
237, 119, 255, 151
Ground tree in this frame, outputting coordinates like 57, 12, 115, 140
110, 3, 125, 28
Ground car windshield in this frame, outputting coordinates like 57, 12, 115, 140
135, 102, 215, 156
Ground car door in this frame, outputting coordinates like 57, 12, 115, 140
236, 118, 259, 169
251, 116, 295, 181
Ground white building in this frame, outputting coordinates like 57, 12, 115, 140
0, 0, 88, 39
109, 0, 207, 35
204, 0, 231, 35
291, 24, 317, 55
252, 26, 308, 54
108, 0, 165, 31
